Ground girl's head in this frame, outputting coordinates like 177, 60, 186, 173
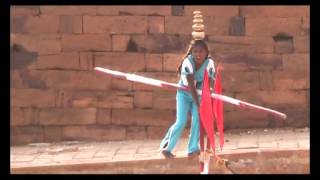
190, 40, 209, 64
177, 40, 210, 75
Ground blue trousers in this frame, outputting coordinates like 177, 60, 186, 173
159, 90, 200, 154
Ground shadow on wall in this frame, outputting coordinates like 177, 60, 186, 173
10, 43, 47, 89
127, 34, 192, 53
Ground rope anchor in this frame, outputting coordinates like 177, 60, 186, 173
214, 156, 237, 174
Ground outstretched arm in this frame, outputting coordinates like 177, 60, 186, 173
187, 75, 200, 110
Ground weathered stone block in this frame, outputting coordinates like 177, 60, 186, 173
40, 6, 97, 15
224, 110, 269, 129
10, 16, 27, 33
11, 88, 56, 107
10, 70, 24, 88
112, 35, 130, 52
147, 126, 167, 139
259, 71, 274, 90
240, 6, 309, 17
204, 16, 231, 36
96, 108, 112, 125
133, 83, 160, 91
11, 107, 39, 126
236, 90, 308, 109
83, 16, 147, 34
11, 51, 38, 70
11, 70, 47, 89
229, 16, 245, 36
111, 77, 133, 91
11, 15, 60, 33
208, 36, 274, 54
59, 15, 82, 34
132, 72, 179, 91
273, 71, 309, 90
221, 71, 260, 92
217, 61, 250, 72
163, 53, 184, 72
94, 52, 145, 72
184, 6, 238, 17
43, 126, 62, 142
11, 126, 44, 145
246, 17, 301, 36
11, 6, 40, 16
61, 34, 111, 52
28, 52, 80, 70
117, 6, 171, 16
275, 40, 294, 54
165, 16, 230, 36
282, 54, 309, 72
79, 52, 94, 70
126, 126, 147, 140
218, 53, 283, 71
273, 33, 294, 54
112, 109, 175, 126
71, 96, 96, 108
165, 16, 192, 35
39, 108, 96, 125
293, 36, 309, 53
281, 107, 309, 127
171, 5, 184, 16
148, 16, 165, 33
55, 90, 95, 108
153, 91, 176, 110
96, 6, 119, 15
130, 34, 191, 53
95, 91, 133, 109
62, 125, 126, 141
70, 91, 133, 109
134, 91, 153, 109
301, 17, 309, 36
11, 34, 61, 55
37, 70, 111, 90
145, 53, 163, 72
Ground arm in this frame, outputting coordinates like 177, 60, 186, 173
207, 59, 216, 92
211, 64, 223, 92
210, 78, 215, 91
180, 57, 199, 107
187, 74, 200, 109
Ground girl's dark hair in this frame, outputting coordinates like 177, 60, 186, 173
176, 40, 210, 75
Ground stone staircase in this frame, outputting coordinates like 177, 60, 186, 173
11, 128, 309, 174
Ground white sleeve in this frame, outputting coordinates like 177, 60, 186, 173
206, 59, 215, 79
181, 58, 193, 75
180, 58, 193, 86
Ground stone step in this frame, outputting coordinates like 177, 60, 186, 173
11, 148, 309, 174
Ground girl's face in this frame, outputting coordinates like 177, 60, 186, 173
191, 45, 208, 64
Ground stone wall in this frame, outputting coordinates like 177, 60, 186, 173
10, 5, 309, 145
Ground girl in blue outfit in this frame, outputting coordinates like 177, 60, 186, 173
160, 39, 215, 158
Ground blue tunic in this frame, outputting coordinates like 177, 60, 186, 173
159, 54, 216, 154
178, 54, 215, 92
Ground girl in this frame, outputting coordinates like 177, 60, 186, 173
159, 39, 216, 158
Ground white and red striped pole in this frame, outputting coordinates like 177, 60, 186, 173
94, 67, 287, 120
